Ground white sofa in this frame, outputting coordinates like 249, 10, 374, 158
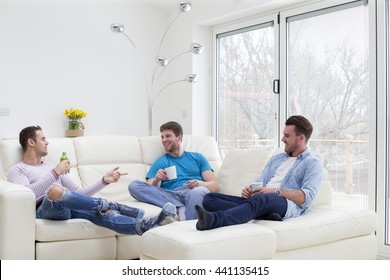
0, 135, 377, 260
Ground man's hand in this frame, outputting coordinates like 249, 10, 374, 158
186, 179, 202, 189
155, 169, 170, 182
241, 186, 276, 199
103, 166, 128, 184
252, 187, 275, 195
241, 186, 252, 199
53, 160, 71, 176
147, 169, 170, 187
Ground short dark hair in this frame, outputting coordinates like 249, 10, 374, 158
285, 115, 313, 142
160, 121, 183, 137
19, 125, 42, 152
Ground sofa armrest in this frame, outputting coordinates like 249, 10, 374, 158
0, 180, 36, 259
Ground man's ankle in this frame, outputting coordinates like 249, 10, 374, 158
177, 206, 186, 221
195, 205, 213, 231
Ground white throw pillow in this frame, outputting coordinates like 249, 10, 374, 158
217, 146, 274, 196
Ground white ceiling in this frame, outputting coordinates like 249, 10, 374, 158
142, 0, 256, 12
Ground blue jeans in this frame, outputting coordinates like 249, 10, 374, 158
36, 187, 142, 235
201, 192, 288, 229
128, 179, 209, 220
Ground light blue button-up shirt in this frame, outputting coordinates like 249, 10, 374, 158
254, 149, 323, 219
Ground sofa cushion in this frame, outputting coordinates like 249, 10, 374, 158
311, 179, 332, 206
35, 237, 117, 260
0, 140, 22, 179
217, 146, 274, 196
73, 136, 146, 201
73, 136, 142, 165
78, 163, 143, 201
138, 136, 165, 166
140, 220, 276, 260
35, 219, 116, 242
252, 205, 377, 252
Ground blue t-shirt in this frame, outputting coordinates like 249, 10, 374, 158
146, 151, 213, 190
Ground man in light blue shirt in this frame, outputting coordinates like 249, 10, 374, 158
196, 115, 323, 230
128, 121, 218, 220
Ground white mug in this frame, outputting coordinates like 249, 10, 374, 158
165, 166, 177, 180
250, 181, 263, 189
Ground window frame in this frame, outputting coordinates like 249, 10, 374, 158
376, 0, 390, 259
212, 14, 280, 147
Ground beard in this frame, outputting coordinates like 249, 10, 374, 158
284, 141, 298, 154
164, 142, 180, 154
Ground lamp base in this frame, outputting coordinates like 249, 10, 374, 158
65, 130, 84, 137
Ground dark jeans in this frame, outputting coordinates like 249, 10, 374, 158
201, 192, 288, 229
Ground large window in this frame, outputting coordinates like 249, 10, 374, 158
216, 20, 277, 156
286, 1, 369, 207
216, 1, 369, 208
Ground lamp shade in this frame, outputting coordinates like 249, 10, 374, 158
186, 74, 198, 83
190, 43, 204, 54
110, 23, 124, 33
178, 1, 192, 12
156, 56, 169, 66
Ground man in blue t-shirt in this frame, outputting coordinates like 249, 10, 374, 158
128, 121, 218, 220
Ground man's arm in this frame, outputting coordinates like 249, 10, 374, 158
64, 166, 128, 197
202, 170, 218, 192
253, 187, 305, 205
146, 169, 168, 187
186, 170, 218, 192
253, 156, 323, 206
7, 162, 69, 199
187, 153, 218, 192
278, 189, 305, 205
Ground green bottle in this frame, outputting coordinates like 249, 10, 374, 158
60, 152, 68, 162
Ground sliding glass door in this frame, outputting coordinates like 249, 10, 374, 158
283, 1, 369, 208
213, 0, 389, 260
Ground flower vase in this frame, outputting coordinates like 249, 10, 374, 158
65, 119, 84, 137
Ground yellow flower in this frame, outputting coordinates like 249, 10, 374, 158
64, 108, 87, 119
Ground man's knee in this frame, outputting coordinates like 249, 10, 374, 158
189, 186, 209, 200
128, 179, 151, 198
128, 179, 142, 192
47, 185, 65, 201
202, 192, 218, 206
202, 192, 212, 201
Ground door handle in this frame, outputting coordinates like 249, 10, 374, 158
273, 79, 279, 94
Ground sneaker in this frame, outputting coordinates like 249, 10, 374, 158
136, 202, 176, 235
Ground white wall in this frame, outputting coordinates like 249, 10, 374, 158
0, 0, 311, 139
0, 0, 168, 138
